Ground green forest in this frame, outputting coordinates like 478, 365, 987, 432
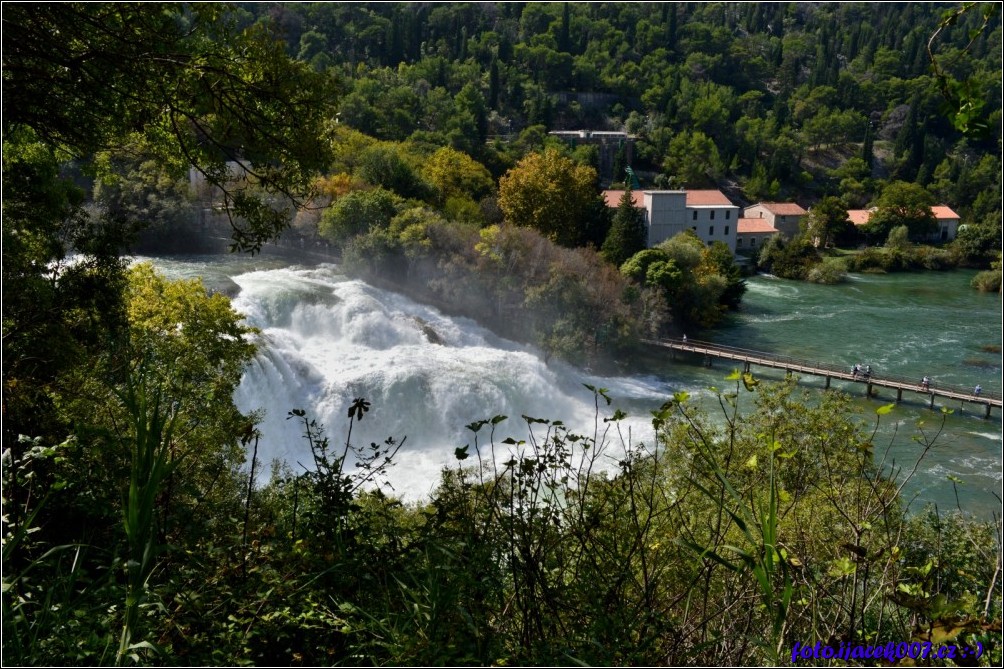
3, 2, 1002, 666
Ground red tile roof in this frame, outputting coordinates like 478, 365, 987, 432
738, 218, 779, 234
686, 190, 734, 206
932, 205, 960, 220
757, 202, 807, 216
602, 189, 735, 208
847, 209, 874, 226
848, 206, 959, 226
602, 189, 644, 208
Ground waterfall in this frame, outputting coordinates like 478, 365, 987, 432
230, 263, 667, 500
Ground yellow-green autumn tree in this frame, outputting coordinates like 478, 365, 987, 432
498, 148, 600, 247
421, 146, 494, 205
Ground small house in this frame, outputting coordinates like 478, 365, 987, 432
742, 202, 808, 238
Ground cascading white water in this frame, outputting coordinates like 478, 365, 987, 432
231, 264, 671, 500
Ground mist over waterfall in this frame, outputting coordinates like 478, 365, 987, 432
230, 264, 666, 500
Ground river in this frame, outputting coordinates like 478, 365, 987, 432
142, 255, 1002, 518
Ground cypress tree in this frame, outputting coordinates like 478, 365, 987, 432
488, 58, 500, 110
558, 2, 571, 53
602, 188, 648, 267
862, 118, 875, 168
666, 3, 677, 54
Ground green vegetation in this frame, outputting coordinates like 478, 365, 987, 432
7, 361, 1001, 665
497, 147, 607, 248
862, 181, 938, 242
602, 187, 648, 267
3, 3, 1001, 666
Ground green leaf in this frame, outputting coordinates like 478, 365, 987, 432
676, 537, 740, 572
605, 409, 627, 422
875, 403, 895, 416
828, 556, 856, 578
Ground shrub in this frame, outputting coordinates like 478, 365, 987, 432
972, 267, 1002, 292
807, 259, 848, 283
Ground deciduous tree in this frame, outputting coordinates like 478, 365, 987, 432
319, 188, 402, 244
807, 195, 855, 248
421, 147, 495, 205
497, 148, 600, 247
864, 180, 937, 241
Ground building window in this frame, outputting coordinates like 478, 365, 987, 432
691, 225, 697, 231
737, 238, 743, 246
724, 226, 729, 236
710, 210, 715, 220
751, 237, 757, 247
709, 225, 715, 236
725, 210, 730, 220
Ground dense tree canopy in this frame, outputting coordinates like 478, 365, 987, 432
807, 195, 856, 248
3, 2, 336, 251
865, 180, 938, 241
497, 148, 602, 247
3, 3, 338, 482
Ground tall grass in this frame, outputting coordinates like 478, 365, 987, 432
115, 367, 178, 665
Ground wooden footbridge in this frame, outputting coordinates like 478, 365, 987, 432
643, 338, 1002, 419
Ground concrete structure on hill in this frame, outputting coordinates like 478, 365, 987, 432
549, 130, 634, 182
602, 189, 739, 252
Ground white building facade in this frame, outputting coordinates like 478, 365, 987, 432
604, 189, 739, 252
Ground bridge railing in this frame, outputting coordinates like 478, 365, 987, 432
647, 338, 1002, 404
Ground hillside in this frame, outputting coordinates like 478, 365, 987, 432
240, 2, 1000, 224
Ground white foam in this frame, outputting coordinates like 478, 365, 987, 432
232, 265, 649, 500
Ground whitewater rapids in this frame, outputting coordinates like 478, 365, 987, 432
230, 264, 672, 500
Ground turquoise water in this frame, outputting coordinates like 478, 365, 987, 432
649, 270, 1002, 519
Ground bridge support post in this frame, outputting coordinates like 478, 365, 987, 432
986, 403, 992, 420
929, 394, 935, 409
744, 361, 750, 373
867, 382, 873, 397
825, 376, 830, 389
896, 388, 902, 403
